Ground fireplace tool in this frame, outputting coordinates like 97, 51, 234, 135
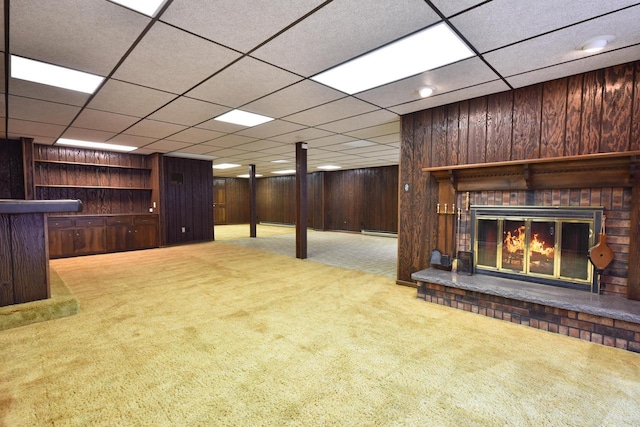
588, 215, 614, 292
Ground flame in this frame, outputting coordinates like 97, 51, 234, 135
504, 226, 554, 258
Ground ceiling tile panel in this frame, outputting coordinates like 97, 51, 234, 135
201, 134, 258, 148
166, 127, 225, 143
109, 134, 158, 148
186, 57, 302, 107
60, 127, 116, 143
243, 80, 344, 118
171, 145, 218, 155
9, 79, 89, 107
143, 140, 193, 152
284, 97, 379, 126
234, 140, 287, 151
7, 119, 66, 138
344, 122, 401, 140
236, 120, 305, 139
8, 96, 80, 125
317, 110, 398, 134
252, 0, 440, 76
483, 6, 640, 78
124, 119, 187, 139
269, 128, 334, 144
113, 22, 241, 94
11, 0, 150, 75
162, 0, 326, 53
356, 57, 501, 108
388, 80, 510, 115
149, 97, 229, 126
429, 0, 487, 17
88, 80, 176, 117
451, 0, 639, 53
305, 134, 356, 148
73, 109, 140, 133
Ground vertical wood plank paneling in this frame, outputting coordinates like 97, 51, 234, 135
458, 100, 470, 164
446, 104, 460, 165
468, 97, 488, 164
431, 106, 447, 167
362, 166, 398, 232
398, 113, 416, 282
580, 69, 605, 154
628, 167, 640, 300
565, 74, 583, 156
632, 62, 640, 151
0, 215, 14, 306
601, 63, 634, 152
0, 142, 11, 198
541, 78, 567, 157
512, 84, 542, 160
486, 91, 514, 162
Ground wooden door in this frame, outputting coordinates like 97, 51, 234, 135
214, 183, 227, 225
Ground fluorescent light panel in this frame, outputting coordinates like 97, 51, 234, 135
11, 56, 104, 94
271, 160, 291, 164
110, 0, 167, 16
214, 109, 274, 127
57, 138, 136, 152
167, 152, 216, 161
212, 163, 241, 170
272, 169, 296, 175
312, 23, 474, 94
318, 165, 341, 170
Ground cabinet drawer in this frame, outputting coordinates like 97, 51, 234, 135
134, 216, 158, 225
75, 217, 106, 227
49, 218, 74, 228
106, 216, 133, 226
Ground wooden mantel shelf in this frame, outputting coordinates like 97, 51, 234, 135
422, 151, 640, 191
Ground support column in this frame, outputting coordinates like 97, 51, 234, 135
296, 142, 307, 259
249, 164, 257, 238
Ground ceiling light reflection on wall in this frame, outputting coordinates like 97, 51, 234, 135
212, 163, 241, 169
11, 55, 104, 94
110, 0, 167, 16
578, 36, 615, 53
237, 174, 263, 178
214, 109, 274, 127
311, 23, 473, 94
57, 138, 136, 152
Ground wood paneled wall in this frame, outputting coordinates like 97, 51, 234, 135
163, 157, 213, 244
399, 60, 640, 294
0, 139, 25, 199
224, 166, 398, 232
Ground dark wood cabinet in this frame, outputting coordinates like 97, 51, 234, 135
49, 214, 158, 258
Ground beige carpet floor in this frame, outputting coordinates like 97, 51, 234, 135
1, 240, 639, 426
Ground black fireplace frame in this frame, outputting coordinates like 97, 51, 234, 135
470, 206, 604, 293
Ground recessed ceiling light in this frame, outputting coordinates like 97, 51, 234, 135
110, 0, 167, 16
342, 140, 376, 148
212, 163, 241, 170
578, 35, 615, 53
11, 55, 104, 94
418, 86, 436, 98
271, 160, 291, 163
318, 165, 342, 170
273, 169, 296, 175
311, 22, 473, 94
237, 174, 264, 178
57, 138, 136, 152
214, 109, 274, 127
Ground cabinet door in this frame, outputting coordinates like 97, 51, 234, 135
49, 228, 75, 258
130, 224, 158, 250
73, 227, 106, 255
106, 217, 133, 252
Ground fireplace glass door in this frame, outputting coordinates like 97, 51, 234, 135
474, 216, 593, 288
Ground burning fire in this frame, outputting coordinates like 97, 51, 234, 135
504, 226, 554, 258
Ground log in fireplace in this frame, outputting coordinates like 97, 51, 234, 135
470, 206, 603, 293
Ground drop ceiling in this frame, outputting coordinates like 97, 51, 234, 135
2, 0, 640, 177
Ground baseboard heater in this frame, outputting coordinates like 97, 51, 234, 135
361, 230, 398, 238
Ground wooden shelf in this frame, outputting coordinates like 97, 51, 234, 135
35, 159, 151, 171
422, 151, 640, 191
36, 185, 153, 190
